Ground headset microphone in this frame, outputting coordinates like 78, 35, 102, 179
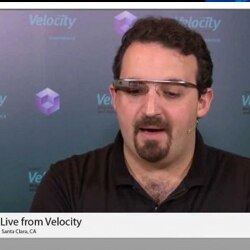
187, 120, 199, 134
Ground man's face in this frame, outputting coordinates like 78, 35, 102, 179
110, 42, 213, 164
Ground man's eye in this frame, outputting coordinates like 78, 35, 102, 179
126, 88, 145, 96
162, 91, 180, 98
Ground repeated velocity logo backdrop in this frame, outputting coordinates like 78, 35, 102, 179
0, 10, 249, 211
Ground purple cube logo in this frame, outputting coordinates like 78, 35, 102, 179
114, 11, 137, 36
36, 88, 60, 116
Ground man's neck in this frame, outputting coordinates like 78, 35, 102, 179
123, 140, 195, 204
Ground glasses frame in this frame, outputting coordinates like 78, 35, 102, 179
112, 79, 200, 91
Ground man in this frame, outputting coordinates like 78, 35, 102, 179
30, 17, 250, 212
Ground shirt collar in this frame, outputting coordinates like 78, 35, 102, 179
182, 130, 208, 188
111, 131, 135, 186
111, 130, 209, 188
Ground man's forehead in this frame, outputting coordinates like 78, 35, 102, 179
120, 42, 198, 81
122, 42, 197, 66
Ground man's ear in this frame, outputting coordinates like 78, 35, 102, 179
109, 84, 117, 111
197, 88, 213, 118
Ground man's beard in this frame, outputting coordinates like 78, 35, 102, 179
134, 115, 172, 163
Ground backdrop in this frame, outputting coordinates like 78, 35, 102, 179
0, 9, 249, 211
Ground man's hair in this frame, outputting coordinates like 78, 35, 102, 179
112, 17, 213, 95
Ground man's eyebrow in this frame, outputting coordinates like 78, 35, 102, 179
164, 78, 185, 81
121, 78, 187, 82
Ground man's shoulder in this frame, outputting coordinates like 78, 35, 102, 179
205, 144, 250, 169
49, 143, 115, 175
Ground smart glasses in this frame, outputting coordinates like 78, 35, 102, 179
112, 79, 200, 99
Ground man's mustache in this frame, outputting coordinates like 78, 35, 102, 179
134, 116, 171, 134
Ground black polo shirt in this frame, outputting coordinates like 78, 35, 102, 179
30, 130, 250, 212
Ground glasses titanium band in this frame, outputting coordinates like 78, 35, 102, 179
113, 79, 199, 90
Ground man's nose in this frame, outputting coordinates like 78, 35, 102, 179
143, 86, 161, 116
